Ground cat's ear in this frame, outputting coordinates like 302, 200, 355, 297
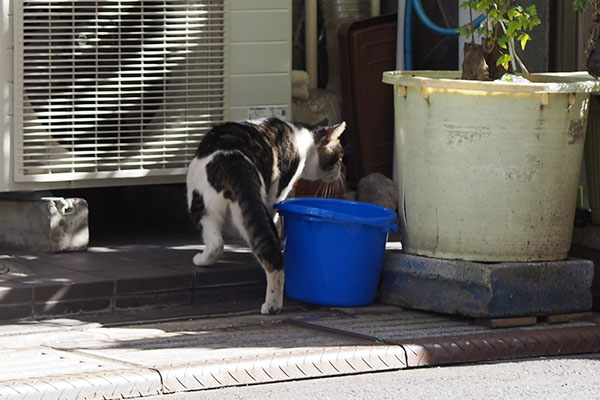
316, 118, 329, 127
325, 121, 346, 141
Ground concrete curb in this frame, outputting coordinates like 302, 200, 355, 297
0, 346, 407, 399
3, 325, 600, 400
160, 346, 407, 393
1, 318, 599, 400
0, 369, 162, 400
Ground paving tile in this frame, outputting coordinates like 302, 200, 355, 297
35, 251, 149, 272
116, 291, 192, 310
0, 304, 33, 321
106, 245, 199, 267
192, 262, 265, 288
192, 281, 265, 305
0, 257, 75, 278
20, 272, 115, 302
0, 280, 33, 304
116, 299, 264, 322
0, 238, 271, 321
95, 267, 193, 295
34, 298, 112, 318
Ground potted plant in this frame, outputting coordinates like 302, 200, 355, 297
382, 0, 600, 262
573, 0, 600, 77
458, 0, 540, 80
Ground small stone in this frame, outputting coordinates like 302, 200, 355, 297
357, 173, 397, 211
291, 70, 310, 100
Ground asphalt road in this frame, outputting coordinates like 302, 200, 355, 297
147, 354, 600, 400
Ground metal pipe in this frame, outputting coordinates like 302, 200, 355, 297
396, 0, 407, 69
371, 0, 381, 17
305, 0, 318, 89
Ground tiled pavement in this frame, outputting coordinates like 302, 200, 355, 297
0, 226, 599, 399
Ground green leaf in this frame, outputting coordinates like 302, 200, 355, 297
572, 0, 589, 12
497, 35, 509, 49
496, 53, 513, 69
507, 8, 521, 20
518, 33, 531, 50
506, 20, 521, 36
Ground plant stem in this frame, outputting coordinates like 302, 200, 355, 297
470, 6, 474, 43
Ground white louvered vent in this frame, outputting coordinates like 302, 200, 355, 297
14, 0, 227, 182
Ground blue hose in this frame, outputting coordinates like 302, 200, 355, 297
404, 0, 414, 70
404, 0, 486, 70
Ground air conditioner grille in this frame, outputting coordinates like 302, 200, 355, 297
15, 0, 226, 181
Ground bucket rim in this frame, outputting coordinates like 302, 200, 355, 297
275, 198, 398, 232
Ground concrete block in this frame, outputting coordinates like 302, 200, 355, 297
379, 252, 594, 318
0, 197, 88, 252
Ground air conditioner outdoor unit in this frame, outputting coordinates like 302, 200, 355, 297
0, 0, 292, 192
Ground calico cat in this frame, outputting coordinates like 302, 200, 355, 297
186, 117, 346, 314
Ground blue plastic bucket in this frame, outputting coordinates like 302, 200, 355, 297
274, 198, 397, 307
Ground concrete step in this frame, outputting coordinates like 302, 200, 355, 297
0, 243, 266, 321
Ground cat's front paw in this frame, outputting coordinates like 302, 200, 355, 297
193, 252, 213, 266
260, 302, 282, 315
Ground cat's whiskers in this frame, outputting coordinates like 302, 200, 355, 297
330, 174, 345, 197
314, 180, 327, 198
324, 181, 331, 198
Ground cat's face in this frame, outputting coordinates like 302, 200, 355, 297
302, 121, 345, 181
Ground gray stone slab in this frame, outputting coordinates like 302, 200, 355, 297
379, 252, 594, 318
0, 197, 88, 252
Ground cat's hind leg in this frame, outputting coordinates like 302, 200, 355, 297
230, 201, 284, 315
189, 189, 225, 266
194, 215, 224, 266
202, 152, 284, 314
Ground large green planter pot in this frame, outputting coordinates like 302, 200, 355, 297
382, 71, 600, 262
